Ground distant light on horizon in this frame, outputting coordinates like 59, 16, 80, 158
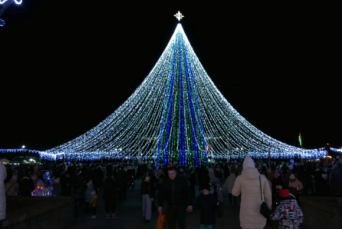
22, 145, 25, 149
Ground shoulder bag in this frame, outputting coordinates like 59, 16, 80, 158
6, 182, 16, 196
259, 175, 271, 218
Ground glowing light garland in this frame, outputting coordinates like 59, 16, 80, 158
0, 149, 56, 160
330, 148, 342, 154
37, 21, 330, 164
0, 0, 22, 27
0, 0, 22, 5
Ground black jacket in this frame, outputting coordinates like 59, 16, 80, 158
158, 176, 192, 207
194, 193, 218, 225
72, 180, 86, 200
141, 181, 155, 198
103, 178, 117, 201
18, 177, 34, 196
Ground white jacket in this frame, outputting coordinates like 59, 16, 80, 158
232, 158, 272, 229
0, 163, 7, 220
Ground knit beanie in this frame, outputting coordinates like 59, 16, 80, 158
279, 189, 290, 198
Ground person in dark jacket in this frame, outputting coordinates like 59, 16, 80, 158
141, 171, 155, 223
194, 183, 218, 229
223, 163, 230, 180
315, 173, 330, 196
198, 166, 210, 191
92, 166, 103, 192
103, 175, 117, 218
106, 164, 113, 177
330, 157, 342, 197
18, 172, 34, 196
188, 168, 196, 199
158, 165, 193, 229
127, 166, 135, 191
60, 171, 73, 196
116, 168, 128, 200
72, 177, 86, 218
303, 165, 315, 195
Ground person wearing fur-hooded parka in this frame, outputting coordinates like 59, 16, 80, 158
0, 163, 7, 226
232, 157, 272, 229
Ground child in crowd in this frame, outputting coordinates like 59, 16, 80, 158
89, 191, 98, 219
194, 184, 219, 229
271, 189, 304, 229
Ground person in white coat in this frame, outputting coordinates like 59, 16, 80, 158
0, 163, 7, 228
232, 157, 272, 229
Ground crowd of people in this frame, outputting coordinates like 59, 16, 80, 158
0, 155, 341, 229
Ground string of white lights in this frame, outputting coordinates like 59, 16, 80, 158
44, 23, 327, 161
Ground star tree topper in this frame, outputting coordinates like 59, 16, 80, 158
174, 11, 184, 21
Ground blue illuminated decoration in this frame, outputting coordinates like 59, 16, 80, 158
179, 39, 185, 167
0, 0, 22, 27
44, 21, 330, 163
0, 0, 22, 5
1, 13, 333, 163
0, 149, 56, 160
330, 148, 342, 154
43, 172, 52, 185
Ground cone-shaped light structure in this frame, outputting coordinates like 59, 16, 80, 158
46, 23, 326, 165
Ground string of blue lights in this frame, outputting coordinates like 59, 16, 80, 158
2, 21, 332, 163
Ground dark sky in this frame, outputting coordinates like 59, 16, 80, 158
1, 2, 340, 151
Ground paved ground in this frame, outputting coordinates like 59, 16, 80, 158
68, 179, 279, 229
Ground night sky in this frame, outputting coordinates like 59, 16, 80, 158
1, 2, 340, 151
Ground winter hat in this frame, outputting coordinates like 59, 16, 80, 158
289, 174, 296, 179
279, 189, 291, 198
243, 157, 255, 169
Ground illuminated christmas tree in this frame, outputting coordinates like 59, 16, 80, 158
45, 12, 326, 166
